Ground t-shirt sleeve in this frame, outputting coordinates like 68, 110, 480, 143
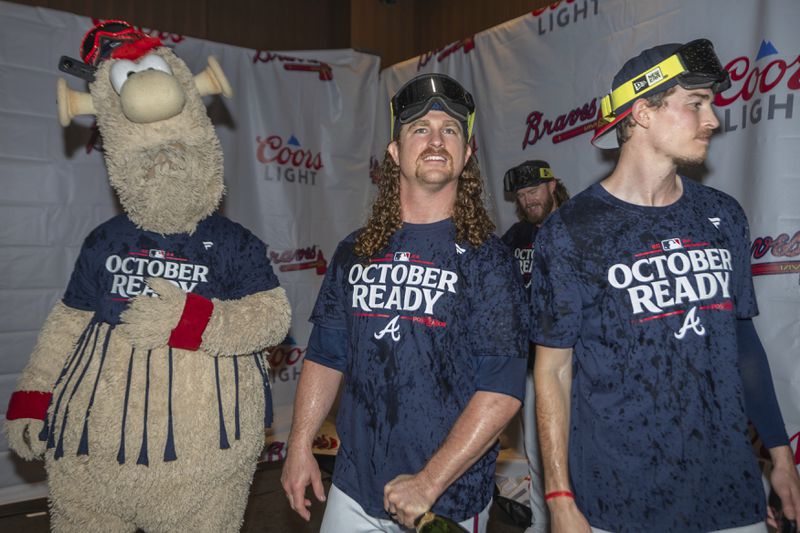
228, 230, 280, 299
467, 241, 528, 399
475, 356, 527, 401
62, 234, 100, 312
309, 241, 349, 330
727, 202, 758, 319
307, 241, 350, 369
529, 216, 583, 348
305, 323, 348, 372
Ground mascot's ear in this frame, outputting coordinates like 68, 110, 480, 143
194, 56, 233, 98
56, 78, 96, 127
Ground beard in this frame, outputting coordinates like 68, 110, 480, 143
523, 192, 555, 225
674, 132, 713, 167
107, 139, 224, 234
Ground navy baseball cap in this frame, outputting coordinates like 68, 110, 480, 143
592, 38, 730, 149
503, 160, 555, 193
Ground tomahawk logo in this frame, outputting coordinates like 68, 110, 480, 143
374, 316, 401, 342
674, 306, 706, 339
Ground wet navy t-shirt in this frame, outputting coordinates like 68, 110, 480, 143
307, 219, 528, 521
62, 214, 279, 323
501, 220, 537, 291
530, 178, 763, 532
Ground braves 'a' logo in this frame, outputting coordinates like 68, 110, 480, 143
674, 306, 706, 339
374, 316, 401, 342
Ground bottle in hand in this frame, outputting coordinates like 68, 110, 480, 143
415, 512, 468, 533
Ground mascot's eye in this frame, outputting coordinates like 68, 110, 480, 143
110, 59, 138, 94
136, 54, 173, 75
109, 55, 173, 95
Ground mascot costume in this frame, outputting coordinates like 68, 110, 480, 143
4, 20, 291, 532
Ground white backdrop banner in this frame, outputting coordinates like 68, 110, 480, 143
2, 0, 798, 507
0, 0, 378, 503
375, 0, 800, 468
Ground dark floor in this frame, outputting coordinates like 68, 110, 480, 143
0, 458, 526, 532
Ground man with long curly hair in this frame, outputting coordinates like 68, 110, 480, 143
282, 74, 528, 532
501, 159, 570, 533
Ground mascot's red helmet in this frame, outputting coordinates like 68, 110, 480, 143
81, 20, 162, 66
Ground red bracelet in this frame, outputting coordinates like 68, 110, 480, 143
544, 491, 574, 501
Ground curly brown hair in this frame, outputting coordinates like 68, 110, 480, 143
354, 150, 495, 258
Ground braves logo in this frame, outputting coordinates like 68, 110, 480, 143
374, 316, 401, 342
674, 306, 706, 339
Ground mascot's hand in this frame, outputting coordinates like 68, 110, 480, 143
4, 418, 46, 460
118, 277, 186, 349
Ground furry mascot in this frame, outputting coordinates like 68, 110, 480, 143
4, 20, 291, 532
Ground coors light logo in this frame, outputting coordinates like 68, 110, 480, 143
257, 134, 323, 186
531, 0, 600, 36
717, 40, 799, 132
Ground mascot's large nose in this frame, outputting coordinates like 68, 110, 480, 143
120, 70, 186, 123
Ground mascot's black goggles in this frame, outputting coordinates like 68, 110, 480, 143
503, 162, 554, 193
390, 74, 475, 139
602, 39, 731, 122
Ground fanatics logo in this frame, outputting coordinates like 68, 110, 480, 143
203, 241, 214, 250
455, 244, 466, 255
661, 238, 683, 251
394, 252, 411, 262
708, 217, 721, 229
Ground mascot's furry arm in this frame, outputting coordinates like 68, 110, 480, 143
118, 277, 291, 356
4, 303, 93, 459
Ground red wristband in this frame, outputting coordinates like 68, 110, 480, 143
168, 292, 214, 351
6, 391, 52, 420
544, 490, 575, 501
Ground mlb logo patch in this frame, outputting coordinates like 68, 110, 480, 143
393, 252, 411, 262
149, 249, 166, 259
661, 238, 683, 251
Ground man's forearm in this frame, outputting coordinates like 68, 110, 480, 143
286, 360, 343, 449
420, 391, 521, 499
534, 345, 574, 493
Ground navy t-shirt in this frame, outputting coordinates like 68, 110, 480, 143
530, 178, 763, 533
63, 214, 279, 323
501, 220, 537, 291
307, 219, 528, 521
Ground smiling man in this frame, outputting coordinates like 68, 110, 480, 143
532, 39, 800, 533
500, 159, 570, 533
281, 74, 527, 532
